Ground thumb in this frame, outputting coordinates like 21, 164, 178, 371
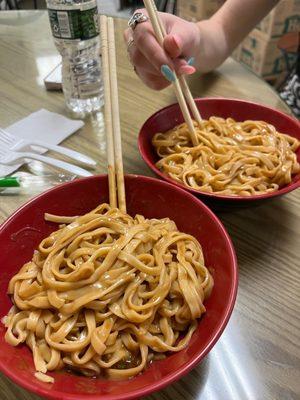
163, 23, 196, 59
163, 33, 183, 59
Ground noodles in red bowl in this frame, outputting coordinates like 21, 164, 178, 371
138, 98, 300, 204
0, 175, 237, 400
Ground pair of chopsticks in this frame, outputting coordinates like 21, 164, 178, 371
143, 0, 201, 146
100, 15, 126, 213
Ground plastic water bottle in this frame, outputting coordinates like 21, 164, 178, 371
46, 0, 104, 113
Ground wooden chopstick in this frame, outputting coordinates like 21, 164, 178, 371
107, 17, 127, 213
100, 15, 117, 209
143, 0, 200, 145
100, 15, 127, 213
149, 0, 202, 126
143, 0, 197, 146
178, 76, 202, 126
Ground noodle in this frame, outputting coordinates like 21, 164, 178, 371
152, 117, 300, 196
2, 204, 213, 381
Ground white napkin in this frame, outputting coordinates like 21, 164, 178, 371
0, 109, 84, 177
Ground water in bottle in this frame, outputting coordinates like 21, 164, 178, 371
46, 0, 104, 113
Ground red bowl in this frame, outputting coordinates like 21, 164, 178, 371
138, 98, 300, 204
0, 175, 237, 400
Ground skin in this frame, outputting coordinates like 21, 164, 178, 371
124, 0, 280, 90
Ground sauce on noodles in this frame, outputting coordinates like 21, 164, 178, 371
2, 204, 213, 382
152, 117, 300, 196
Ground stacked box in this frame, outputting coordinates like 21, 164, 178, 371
233, 29, 297, 87
232, 0, 299, 86
231, 45, 241, 62
256, 0, 300, 39
177, 0, 225, 21
237, 29, 295, 77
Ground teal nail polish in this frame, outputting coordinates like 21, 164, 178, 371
187, 57, 195, 66
161, 65, 176, 82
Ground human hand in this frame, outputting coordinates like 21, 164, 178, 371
124, 10, 200, 90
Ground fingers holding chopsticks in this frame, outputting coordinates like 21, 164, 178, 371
140, 0, 201, 144
124, 18, 174, 89
124, 9, 196, 91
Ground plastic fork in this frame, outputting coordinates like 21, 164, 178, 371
0, 128, 96, 167
0, 142, 93, 177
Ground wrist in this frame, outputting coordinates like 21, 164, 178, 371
194, 19, 229, 73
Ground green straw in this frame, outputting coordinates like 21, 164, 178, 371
0, 177, 21, 188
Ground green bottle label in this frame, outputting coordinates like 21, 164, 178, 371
48, 7, 98, 40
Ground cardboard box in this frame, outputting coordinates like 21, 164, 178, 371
231, 45, 241, 62
231, 29, 297, 87
256, 0, 300, 39
237, 29, 297, 77
177, 0, 225, 21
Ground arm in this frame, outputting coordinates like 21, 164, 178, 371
124, 0, 280, 89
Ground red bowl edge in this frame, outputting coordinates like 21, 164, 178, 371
0, 174, 238, 400
138, 97, 300, 202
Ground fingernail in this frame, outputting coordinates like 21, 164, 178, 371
187, 57, 195, 66
179, 65, 196, 75
161, 65, 176, 82
171, 34, 180, 51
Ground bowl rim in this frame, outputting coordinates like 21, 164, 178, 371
138, 97, 300, 202
0, 174, 238, 400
